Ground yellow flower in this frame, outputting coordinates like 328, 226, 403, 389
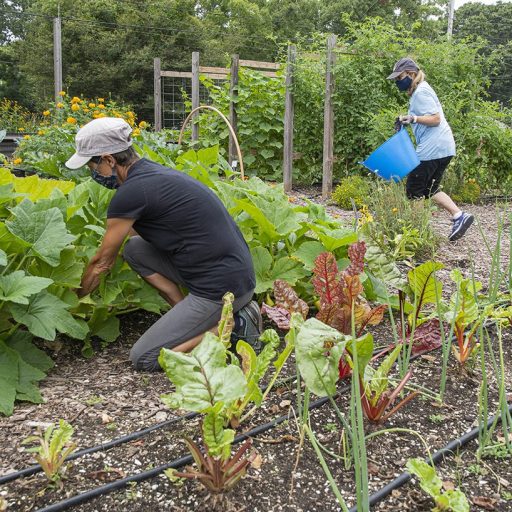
97, 103, 106, 109
132, 128, 141, 137
88, 103, 96, 108
97, 98, 105, 103
18, 127, 25, 132
71, 96, 81, 104
97, 113, 107, 118
56, 102, 64, 108
392, 207, 398, 213
13, 158, 22, 165
43, 110, 51, 116
58, 90, 66, 96
37, 130, 45, 136
83, 107, 90, 113
127, 111, 135, 118
71, 103, 80, 112
138, 121, 149, 129
67, 117, 77, 124
23, 135, 31, 140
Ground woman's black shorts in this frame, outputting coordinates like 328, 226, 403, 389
406, 156, 453, 199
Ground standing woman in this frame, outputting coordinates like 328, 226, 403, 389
388, 57, 473, 241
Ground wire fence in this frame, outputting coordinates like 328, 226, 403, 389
161, 76, 225, 130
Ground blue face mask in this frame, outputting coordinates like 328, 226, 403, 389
90, 158, 119, 189
396, 75, 412, 92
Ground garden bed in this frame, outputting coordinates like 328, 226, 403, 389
0, 198, 510, 512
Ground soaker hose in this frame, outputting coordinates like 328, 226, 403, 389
34, 391, 344, 512
347, 402, 512, 511
1, 372, 298, 485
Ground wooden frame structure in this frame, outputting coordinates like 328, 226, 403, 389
153, 38, 339, 197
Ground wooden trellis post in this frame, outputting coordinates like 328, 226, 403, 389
191, 52, 200, 142
153, 58, 162, 131
322, 35, 337, 200
229, 54, 239, 167
283, 44, 296, 194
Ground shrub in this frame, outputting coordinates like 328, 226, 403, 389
331, 174, 371, 209
442, 173, 482, 204
361, 181, 440, 262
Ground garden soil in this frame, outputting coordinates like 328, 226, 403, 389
0, 195, 510, 512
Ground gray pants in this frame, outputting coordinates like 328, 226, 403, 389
123, 236, 254, 372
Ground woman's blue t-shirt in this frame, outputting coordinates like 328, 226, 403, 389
409, 81, 456, 161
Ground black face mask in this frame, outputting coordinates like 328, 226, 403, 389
90, 158, 119, 189
396, 76, 413, 92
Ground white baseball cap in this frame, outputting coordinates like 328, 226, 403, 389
66, 117, 133, 169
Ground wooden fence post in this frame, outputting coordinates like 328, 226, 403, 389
191, 52, 200, 142
53, 17, 62, 103
322, 35, 336, 200
153, 58, 162, 131
229, 54, 239, 167
283, 45, 296, 194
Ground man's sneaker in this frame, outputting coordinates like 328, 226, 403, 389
449, 212, 474, 241
231, 301, 263, 354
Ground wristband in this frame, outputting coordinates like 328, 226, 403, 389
413, 115, 418, 124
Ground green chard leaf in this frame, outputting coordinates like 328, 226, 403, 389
295, 318, 347, 397
159, 333, 247, 413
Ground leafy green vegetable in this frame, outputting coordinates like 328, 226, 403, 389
406, 458, 470, 512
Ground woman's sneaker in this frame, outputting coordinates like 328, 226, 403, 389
449, 212, 474, 241
231, 301, 263, 354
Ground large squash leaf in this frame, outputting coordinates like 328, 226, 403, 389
0, 271, 53, 304
9, 290, 88, 340
6, 200, 75, 267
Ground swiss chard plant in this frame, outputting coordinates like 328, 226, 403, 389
394, 261, 447, 357
312, 242, 386, 336
406, 458, 470, 512
21, 419, 77, 487
444, 270, 483, 365
295, 318, 418, 423
262, 242, 385, 336
159, 293, 288, 492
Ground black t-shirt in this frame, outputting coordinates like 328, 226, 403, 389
107, 158, 255, 300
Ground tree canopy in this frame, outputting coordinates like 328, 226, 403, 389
0, 0, 511, 119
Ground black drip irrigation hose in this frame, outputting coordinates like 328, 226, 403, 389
0, 372, 299, 485
0, 412, 199, 485
347, 402, 512, 512
34, 388, 350, 512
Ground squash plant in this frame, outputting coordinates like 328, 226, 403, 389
0, 168, 167, 416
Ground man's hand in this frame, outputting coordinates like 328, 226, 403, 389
399, 114, 416, 125
78, 217, 135, 297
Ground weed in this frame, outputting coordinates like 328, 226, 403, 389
85, 395, 103, 406
429, 414, 446, 424
332, 175, 370, 209
361, 181, 439, 262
